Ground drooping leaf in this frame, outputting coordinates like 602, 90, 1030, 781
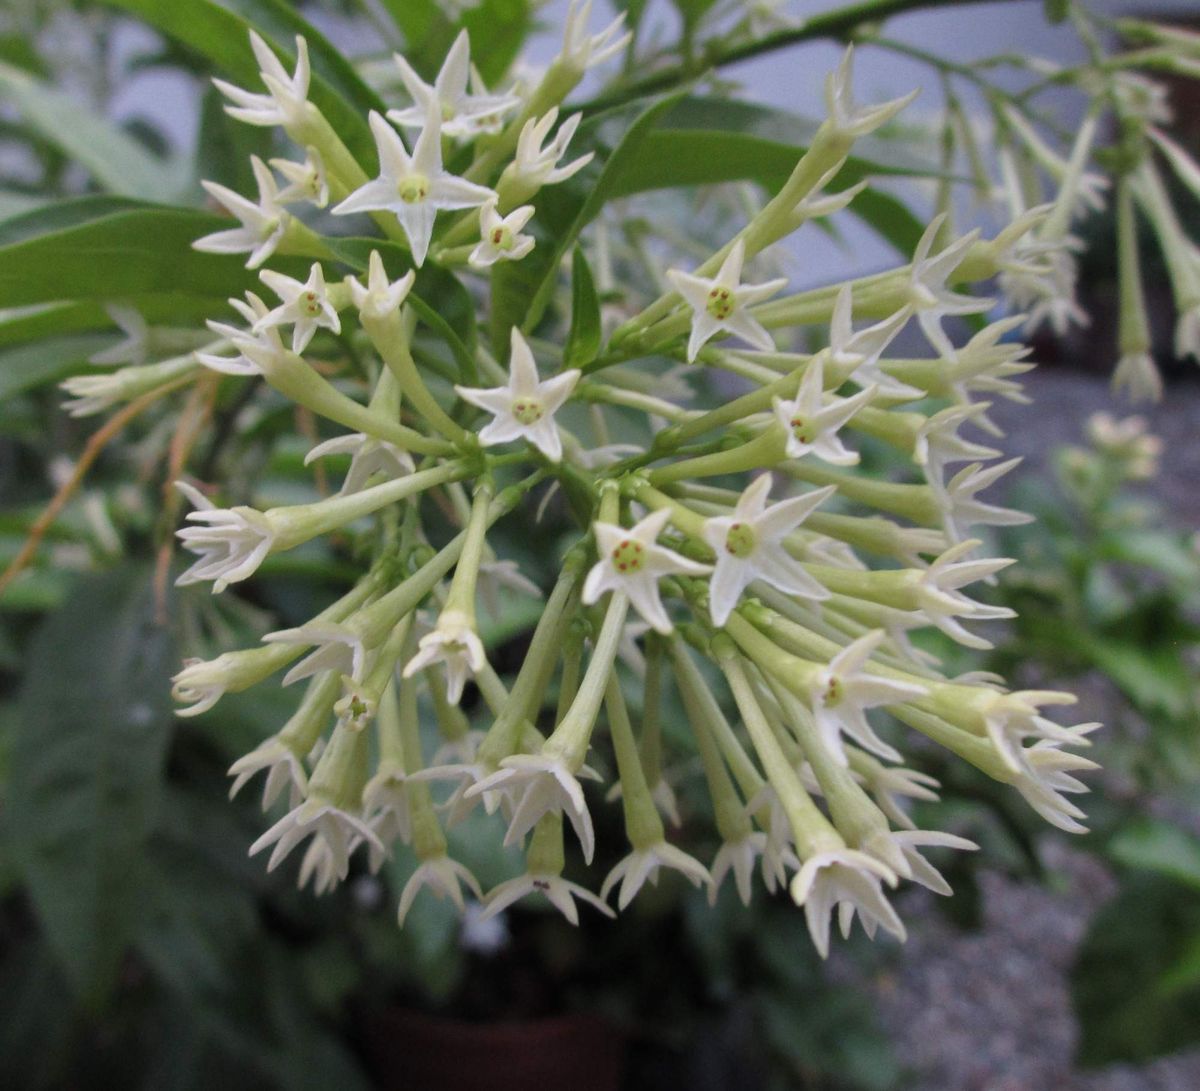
7, 565, 176, 1008
0, 60, 186, 202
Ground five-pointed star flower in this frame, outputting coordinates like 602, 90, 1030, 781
256, 262, 341, 353
480, 870, 615, 925
824, 45, 919, 138
915, 539, 1016, 649
708, 832, 770, 907
558, 0, 632, 72
470, 201, 536, 268
213, 32, 311, 129
347, 250, 417, 321
506, 109, 593, 191
582, 507, 713, 634
174, 481, 275, 593
195, 156, 290, 269
227, 734, 309, 811
938, 458, 1035, 543
701, 474, 836, 627
305, 431, 415, 496
397, 854, 484, 926
402, 610, 488, 705
789, 847, 903, 958
250, 796, 383, 880
906, 215, 994, 361
388, 30, 519, 139
668, 240, 787, 362
600, 841, 712, 911
827, 285, 919, 399
808, 630, 929, 765
454, 327, 579, 461
770, 355, 876, 464
332, 109, 495, 266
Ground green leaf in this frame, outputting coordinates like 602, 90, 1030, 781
0, 199, 262, 308
1073, 874, 1200, 1065
564, 245, 602, 369
95, 0, 381, 166
461, 0, 532, 85
0, 334, 117, 400
0, 60, 185, 202
1107, 818, 1200, 890
7, 565, 176, 1008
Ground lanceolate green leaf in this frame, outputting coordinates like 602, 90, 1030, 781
0, 199, 262, 308
0, 60, 185, 202
564, 246, 602, 369
7, 565, 176, 1009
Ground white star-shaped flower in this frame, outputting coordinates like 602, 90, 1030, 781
397, 854, 484, 925
916, 539, 1016, 649
600, 841, 711, 911
362, 760, 413, 867
824, 46, 918, 138
854, 759, 942, 831
668, 240, 787, 362
809, 630, 928, 765
480, 871, 615, 925
980, 690, 1093, 775
402, 609, 487, 705
174, 481, 275, 593
938, 458, 1034, 543
305, 431, 415, 496
790, 847, 903, 958
470, 200, 535, 268
869, 830, 979, 896
827, 286, 918, 399
1011, 732, 1099, 833
213, 31, 311, 129
227, 735, 309, 811
770, 355, 876, 465
388, 30, 519, 139
504, 109, 594, 191
454, 327, 579, 461
256, 262, 341, 353
914, 403, 1002, 492
558, 0, 632, 73
347, 250, 416, 322
907, 215, 993, 360
708, 832, 770, 907
582, 508, 713, 634
470, 753, 599, 862
332, 109, 495, 266
250, 795, 382, 880
270, 146, 328, 207
195, 156, 290, 269
1112, 351, 1163, 404
701, 475, 836, 627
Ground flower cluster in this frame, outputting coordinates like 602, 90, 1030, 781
84, 17, 1136, 957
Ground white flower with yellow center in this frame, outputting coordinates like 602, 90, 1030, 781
454, 328, 579, 462
582, 508, 713, 634
668, 240, 787, 362
347, 250, 416, 323
333, 109, 495, 266
827, 286, 918, 399
470, 201, 536, 268
388, 30, 518, 139
701, 474, 836, 627
809, 630, 928, 765
770, 355, 876, 465
505, 109, 593, 192
195, 156, 290, 269
256, 262, 340, 353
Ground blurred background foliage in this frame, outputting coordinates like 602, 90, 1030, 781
0, 1, 1197, 1089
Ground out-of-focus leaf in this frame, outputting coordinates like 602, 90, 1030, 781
7, 565, 175, 1009
1073, 874, 1200, 1065
0, 60, 185, 202
564, 245, 602, 369
1107, 818, 1200, 890
462, 0, 532, 85
0, 199, 261, 308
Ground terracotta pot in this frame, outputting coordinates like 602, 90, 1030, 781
365, 1009, 627, 1091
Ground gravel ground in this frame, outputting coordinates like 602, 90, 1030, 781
854, 367, 1200, 1091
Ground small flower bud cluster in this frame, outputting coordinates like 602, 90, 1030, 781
120, 23, 1107, 957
